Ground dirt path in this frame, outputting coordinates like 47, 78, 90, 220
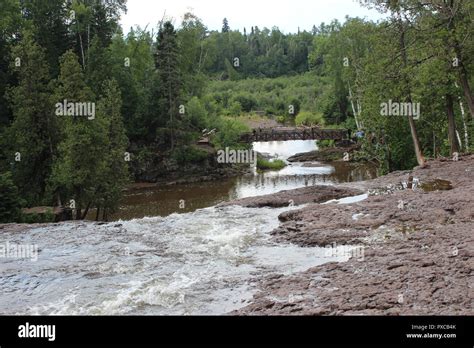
234, 155, 474, 315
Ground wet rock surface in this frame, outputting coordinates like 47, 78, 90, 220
218, 185, 364, 208
235, 155, 474, 315
287, 145, 360, 162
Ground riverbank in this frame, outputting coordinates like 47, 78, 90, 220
131, 164, 250, 188
287, 144, 360, 162
233, 154, 473, 315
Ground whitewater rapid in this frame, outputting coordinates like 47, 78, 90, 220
0, 205, 351, 315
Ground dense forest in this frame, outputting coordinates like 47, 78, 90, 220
0, 0, 473, 222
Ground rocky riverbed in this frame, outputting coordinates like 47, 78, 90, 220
233, 154, 474, 315
287, 144, 360, 162
217, 185, 364, 208
1, 153, 471, 316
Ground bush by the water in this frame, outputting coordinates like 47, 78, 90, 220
318, 139, 335, 148
257, 158, 286, 171
20, 210, 55, 224
0, 172, 24, 223
212, 118, 250, 149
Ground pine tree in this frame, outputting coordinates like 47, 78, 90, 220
154, 21, 181, 149
0, 0, 22, 126
21, 0, 71, 77
8, 30, 59, 205
50, 50, 108, 219
86, 36, 112, 96
222, 18, 230, 33
95, 79, 129, 220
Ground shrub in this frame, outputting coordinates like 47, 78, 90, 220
232, 93, 258, 112
318, 139, 335, 148
257, 158, 286, 171
186, 96, 208, 129
213, 118, 250, 149
228, 101, 242, 116
295, 111, 325, 126
20, 209, 55, 224
0, 172, 24, 223
172, 146, 208, 165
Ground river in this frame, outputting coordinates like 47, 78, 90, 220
112, 140, 377, 220
0, 140, 377, 315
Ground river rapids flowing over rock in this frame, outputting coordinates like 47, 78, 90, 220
1, 205, 352, 315
0, 140, 376, 315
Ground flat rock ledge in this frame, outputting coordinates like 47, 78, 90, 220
217, 185, 364, 208
234, 155, 474, 315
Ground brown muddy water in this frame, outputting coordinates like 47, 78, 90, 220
109, 140, 378, 220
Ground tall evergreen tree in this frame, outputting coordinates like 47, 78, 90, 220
222, 18, 230, 33
0, 0, 22, 126
86, 36, 112, 96
50, 50, 108, 219
95, 79, 129, 220
154, 21, 181, 149
20, 0, 71, 77
8, 30, 59, 204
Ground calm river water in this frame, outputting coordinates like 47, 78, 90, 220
111, 140, 377, 220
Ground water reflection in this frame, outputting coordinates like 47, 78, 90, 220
107, 140, 377, 220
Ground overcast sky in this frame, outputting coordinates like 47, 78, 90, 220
120, 0, 386, 34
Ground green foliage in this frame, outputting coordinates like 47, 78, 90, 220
172, 146, 208, 165
295, 111, 325, 126
20, 209, 55, 224
185, 96, 208, 129
228, 101, 242, 116
49, 50, 108, 218
109, 28, 155, 142
21, 0, 71, 77
213, 118, 249, 149
0, 172, 23, 223
85, 36, 112, 96
276, 115, 286, 123
318, 140, 335, 148
153, 21, 182, 148
232, 93, 257, 112
95, 79, 130, 215
256, 158, 286, 171
7, 30, 59, 205
206, 73, 326, 118
178, 13, 207, 97
224, 58, 240, 81
289, 98, 301, 117
222, 18, 230, 33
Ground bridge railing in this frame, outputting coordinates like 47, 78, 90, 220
239, 127, 348, 143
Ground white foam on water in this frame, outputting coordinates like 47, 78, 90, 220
1, 205, 350, 315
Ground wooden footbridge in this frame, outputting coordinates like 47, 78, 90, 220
239, 127, 349, 143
